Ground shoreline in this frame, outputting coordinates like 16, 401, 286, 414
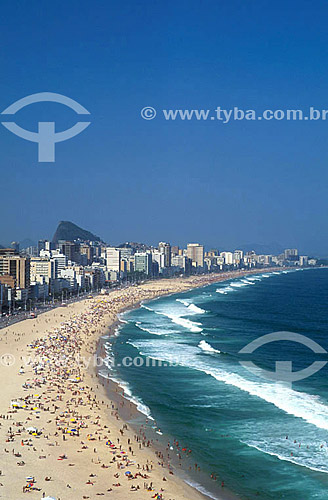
0, 268, 283, 500
92, 268, 285, 500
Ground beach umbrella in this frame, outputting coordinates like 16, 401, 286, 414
42, 497, 56, 500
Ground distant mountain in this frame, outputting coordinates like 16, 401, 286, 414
239, 242, 285, 255
52, 221, 102, 245
20, 238, 37, 249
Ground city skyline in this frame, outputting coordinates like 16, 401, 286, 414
0, 229, 313, 316
0, 219, 323, 258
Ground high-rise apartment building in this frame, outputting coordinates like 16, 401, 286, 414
233, 250, 244, 264
30, 257, 56, 284
220, 251, 233, 265
152, 251, 166, 272
171, 246, 180, 256
0, 250, 30, 289
38, 240, 51, 255
51, 253, 67, 277
158, 242, 171, 267
284, 249, 298, 260
187, 243, 204, 267
134, 252, 152, 275
106, 247, 121, 272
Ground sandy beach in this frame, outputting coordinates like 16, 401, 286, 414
0, 269, 278, 499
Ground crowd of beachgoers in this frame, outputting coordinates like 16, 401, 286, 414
0, 270, 272, 499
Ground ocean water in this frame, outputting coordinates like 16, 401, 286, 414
102, 268, 328, 499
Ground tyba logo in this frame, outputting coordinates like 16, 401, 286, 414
1, 92, 91, 162
239, 331, 327, 387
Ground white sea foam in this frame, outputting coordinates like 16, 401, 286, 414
108, 376, 154, 420
176, 298, 206, 314
184, 479, 219, 500
198, 369, 328, 432
242, 279, 255, 285
243, 440, 328, 474
231, 281, 248, 288
141, 304, 153, 311
158, 312, 203, 332
140, 303, 204, 332
129, 340, 328, 432
135, 322, 167, 336
198, 340, 221, 354
187, 303, 206, 314
216, 285, 235, 294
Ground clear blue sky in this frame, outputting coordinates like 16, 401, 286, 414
1, 0, 328, 254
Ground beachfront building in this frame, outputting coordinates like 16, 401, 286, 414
30, 257, 56, 284
0, 249, 30, 290
171, 245, 180, 256
299, 256, 308, 266
215, 256, 225, 269
233, 250, 244, 264
187, 243, 204, 268
204, 257, 214, 271
171, 254, 192, 273
120, 247, 134, 259
0, 282, 10, 313
29, 281, 49, 301
106, 247, 121, 272
134, 252, 152, 275
206, 249, 219, 257
257, 255, 273, 266
60, 268, 78, 291
243, 251, 257, 267
220, 251, 233, 266
151, 250, 166, 273
51, 253, 68, 277
158, 242, 171, 267
284, 248, 298, 260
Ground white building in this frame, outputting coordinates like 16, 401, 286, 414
152, 250, 166, 272
233, 250, 243, 264
106, 247, 121, 272
51, 253, 68, 277
220, 252, 233, 265
60, 268, 77, 290
30, 257, 56, 284
171, 254, 188, 271
299, 256, 308, 266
